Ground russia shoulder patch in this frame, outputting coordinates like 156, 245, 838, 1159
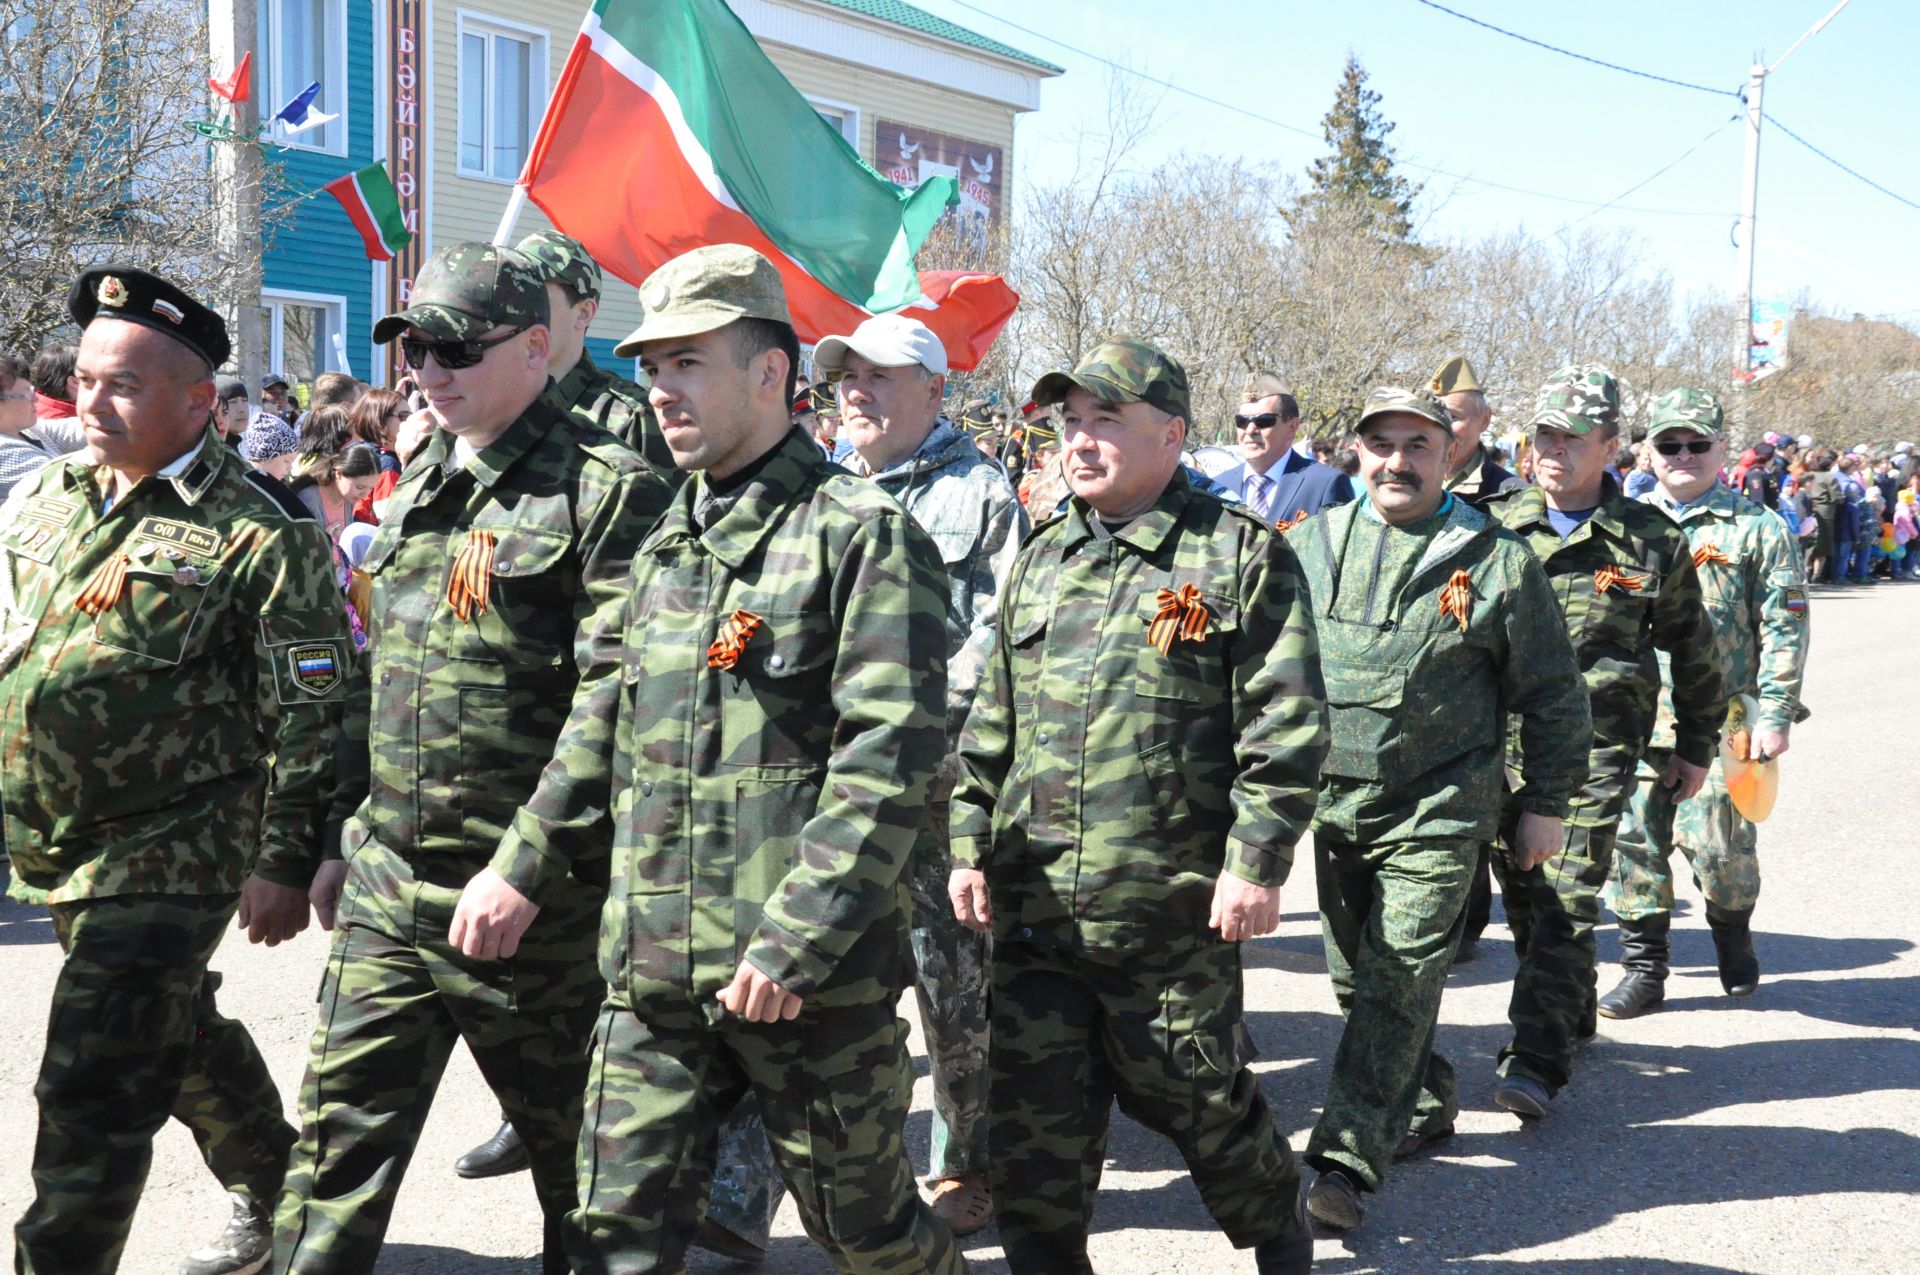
288, 642, 342, 694
1783, 585, 1808, 615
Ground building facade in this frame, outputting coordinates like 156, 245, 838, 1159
257, 0, 1058, 386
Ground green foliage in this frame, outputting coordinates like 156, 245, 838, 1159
1291, 55, 1420, 242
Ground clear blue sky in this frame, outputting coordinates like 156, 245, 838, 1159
915, 0, 1919, 323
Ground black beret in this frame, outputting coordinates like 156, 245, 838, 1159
68, 266, 230, 371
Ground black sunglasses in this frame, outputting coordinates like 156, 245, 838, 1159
1234, 413, 1283, 432
1653, 438, 1716, 456
400, 324, 530, 371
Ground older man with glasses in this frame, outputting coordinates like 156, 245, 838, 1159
1215, 369, 1353, 529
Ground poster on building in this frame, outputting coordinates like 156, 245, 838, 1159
1750, 299, 1789, 375
385, 0, 428, 353
876, 120, 1001, 258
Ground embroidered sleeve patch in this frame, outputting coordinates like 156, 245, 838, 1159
135, 517, 221, 557
1782, 585, 1808, 615
288, 643, 342, 695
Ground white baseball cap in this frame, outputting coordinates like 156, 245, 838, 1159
1896, 441, 1913, 454
813, 313, 948, 378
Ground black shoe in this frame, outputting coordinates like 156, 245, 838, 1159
1305, 1166, 1365, 1231
1599, 912, 1671, 1019
1393, 1121, 1455, 1161
179, 1193, 270, 1275
692, 1217, 768, 1264
454, 1122, 529, 1179
1707, 905, 1760, 995
1494, 1073, 1552, 1119
1597, 971, 1664, 1018
1254, 1185, 1313, 1273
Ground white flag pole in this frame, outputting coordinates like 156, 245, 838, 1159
492, 185, 529, 246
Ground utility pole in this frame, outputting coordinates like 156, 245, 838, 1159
1736, 60, 1765, 383
208, 0, 265, 390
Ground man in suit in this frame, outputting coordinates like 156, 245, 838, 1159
1213, 370, 1353, 527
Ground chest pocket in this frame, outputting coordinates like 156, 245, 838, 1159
1, 519, 69, 566
718, 609, 837, 771
1580, 563, 1663, 649
449, 527, 575, 667
1134, 590, 1238, 704
1320, 654, 1407, 781
89, 557, 222, 667
1005, 606, 1048, 706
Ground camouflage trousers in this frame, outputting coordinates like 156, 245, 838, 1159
273, 844, 604, 1274
1609, 747, 1762, 920
904, 800, 990, 1182
17, 892, 293, 1275
1493, 807, 1621, 1095
565, 992, 965, 1275
1306, 836, 1475, 1190
988, 940, 1305, 1275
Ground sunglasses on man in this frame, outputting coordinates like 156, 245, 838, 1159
399, 324, 530, 372
1652, 438, 1716, 456
1234, 413, 1284, 432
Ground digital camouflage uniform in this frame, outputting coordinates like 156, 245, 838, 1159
1612, 392, 1809, 927
1486, 367, 1724, 1096
857, 416, 1027, 1186
951, 339, 1326, 1275
0, 271, 348, 1275
1286, 388, 1590, 1193
271, 244, 676, 1275
519, 227, 676, 473
563, 246, 964, 1275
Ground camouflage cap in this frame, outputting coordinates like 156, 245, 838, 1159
515, 229, 602, 302
1528, 363, 1621, 435
1429, 355, 1482, 397
1357, 386, 1452, 435
372, 242, 549, 344
614, 244, 791, 356
1030, 337, 1190, 422
1645, 387, 1725, 437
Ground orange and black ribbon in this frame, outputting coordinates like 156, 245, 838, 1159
1593, 564, 1647, 595
447, 530, 495, 621
1274, 509, 1310, 533
1692, 543, 1731, 569
74, 554, 130, 616
707, 609, 765, 671
1147, 584, 1212, 655
1437, 569, 1474, 632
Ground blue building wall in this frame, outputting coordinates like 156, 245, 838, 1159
260, 3, 377, 379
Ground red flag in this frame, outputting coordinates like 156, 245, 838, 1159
209, 52, 252, 105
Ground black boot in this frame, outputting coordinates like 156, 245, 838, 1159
1707, 904, 1760, 995
1598, 912, 1670, 1019
454, 1121, 529, 1178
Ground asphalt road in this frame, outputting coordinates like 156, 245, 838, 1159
2, 577, 1914, 1274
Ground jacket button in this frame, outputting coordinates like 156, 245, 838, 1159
1017, 927, 1033, 939
767, 653, 785, 670
496, 560, 515, 573
380, 671, 391, 686
80, 532, 94, 545
1037, 733, 1049, 746
641, 781, 654, 797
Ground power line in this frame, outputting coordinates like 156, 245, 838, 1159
1412, 0, 1736, 98
941, 0, 1736, 219
1762, 112, 1920, 213
1558, 114, 1741, 232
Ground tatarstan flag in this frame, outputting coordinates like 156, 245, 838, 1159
520, 0, 1019, 369
322, 163, 412, 262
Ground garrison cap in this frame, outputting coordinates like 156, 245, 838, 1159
1031, 337, 1190, 423
1529, 363, 1621, 435
373, 242, 550, 344
1241, 369, 1291, 404
1429, 355, 1482, 396
68, 266, 230, 371
1646, 387, 1725, 437
515, 229, 603, 301
615, 244, 791, 356
1357, 386, 1452, 434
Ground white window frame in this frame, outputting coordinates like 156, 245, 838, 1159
258, 0, 349, 156
806, 94, 861, 148
260, 289, 348, 380
456, 10, 549, 184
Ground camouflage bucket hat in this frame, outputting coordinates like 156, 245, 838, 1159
1645, 386, 1725, 437
372, 242, 550, 343
515, 229, 602, 302
1528, 363, 1621, 435
1030, 337, 1191, 422
1357, 385, 1452, 434
615, 244, 791, 356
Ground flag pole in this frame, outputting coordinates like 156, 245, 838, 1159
492, 185, 529, 246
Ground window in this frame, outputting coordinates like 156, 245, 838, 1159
260, 0, 347, 154
261, 291, 346, 384
459, 14, 546, 182
808, 96, 860, 148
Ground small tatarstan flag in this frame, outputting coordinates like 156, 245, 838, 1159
321, 162, 412, 262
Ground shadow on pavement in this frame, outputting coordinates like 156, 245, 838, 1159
375, 1244, 541, 1272
0, 878, 53, 947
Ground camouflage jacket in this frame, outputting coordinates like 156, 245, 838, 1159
351, 396, 672, 901
1287, 496, 1591, 845
597, 427, 949, 1005
1488, 475, 1724, 818
547, 350, 677, 477
951, 469, 1328, 952
856, 419, 1028, 751
0, 431, 349, 901
1444, 443, 1524, 510
1640, 482, 1810, 744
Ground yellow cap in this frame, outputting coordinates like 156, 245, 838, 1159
1429, 355, 1482, 396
